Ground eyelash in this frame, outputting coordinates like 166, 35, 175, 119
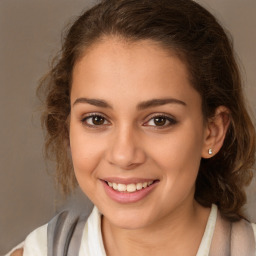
81, 113, 110, 128
81, 113, 177, 129
144, 114, 177, 128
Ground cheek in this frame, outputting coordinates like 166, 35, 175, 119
150, 122, 204, 194
152, 129, 203, 170
154, 137, 202, 209
69, 121, 105, 187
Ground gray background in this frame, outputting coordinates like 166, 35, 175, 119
0, 0, 255, 254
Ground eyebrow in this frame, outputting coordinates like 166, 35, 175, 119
73, 98, 112, 108
137, 98, 186, 110
72, 97, 186, 109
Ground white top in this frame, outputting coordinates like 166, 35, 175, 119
6, 204, 256, 256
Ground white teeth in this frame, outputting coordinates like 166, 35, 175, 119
136, 183, 143, 190
107, 181, 155, 192
117, 184, 126, 192
127, 184, 136, 192
113, 183, 118, 190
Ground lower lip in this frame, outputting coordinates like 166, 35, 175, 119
102, 180, 158, 204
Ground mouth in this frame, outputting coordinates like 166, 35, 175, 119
103, 180, 159, 193
101, 178, 159, 203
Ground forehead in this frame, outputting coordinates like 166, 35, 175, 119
71, 37, 200, 106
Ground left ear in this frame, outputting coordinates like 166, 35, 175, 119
201, 106, 231, 158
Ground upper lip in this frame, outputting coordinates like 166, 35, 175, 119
101, 177, 159, 184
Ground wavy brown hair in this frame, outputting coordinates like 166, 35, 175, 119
38, 0, 256, 221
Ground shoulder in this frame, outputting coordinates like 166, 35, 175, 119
231, 219, 256, 244
251, 222, 256, 243
5, 242, 25, 256
23, 223, 48, 256
5, 224, 47, 256
6, 207, 91, 256
229, 219, 256, 255
47, 207, 92, 256
207, 206, 256, 255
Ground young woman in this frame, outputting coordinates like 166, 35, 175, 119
8, 0, 256, 255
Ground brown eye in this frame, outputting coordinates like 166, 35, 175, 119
91, 116, 105, 125
145, 114, 177, 128
82, 114, 109, 127
154, 117, 167, 126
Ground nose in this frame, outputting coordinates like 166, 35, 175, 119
106, 126, 147, 170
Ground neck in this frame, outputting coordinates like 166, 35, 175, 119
102, 200, 211, 256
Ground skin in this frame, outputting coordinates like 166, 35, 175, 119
69, 37, 230, 256
10, 249, 23, 256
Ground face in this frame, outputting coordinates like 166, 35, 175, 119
70, 37, 208, 229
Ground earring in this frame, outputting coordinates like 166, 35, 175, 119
208, 148, 213, 155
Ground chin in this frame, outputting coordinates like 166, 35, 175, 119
102, 206, 157, 230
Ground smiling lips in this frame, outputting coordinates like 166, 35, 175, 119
102, 179, 159, 203
107, 181, 154, 192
